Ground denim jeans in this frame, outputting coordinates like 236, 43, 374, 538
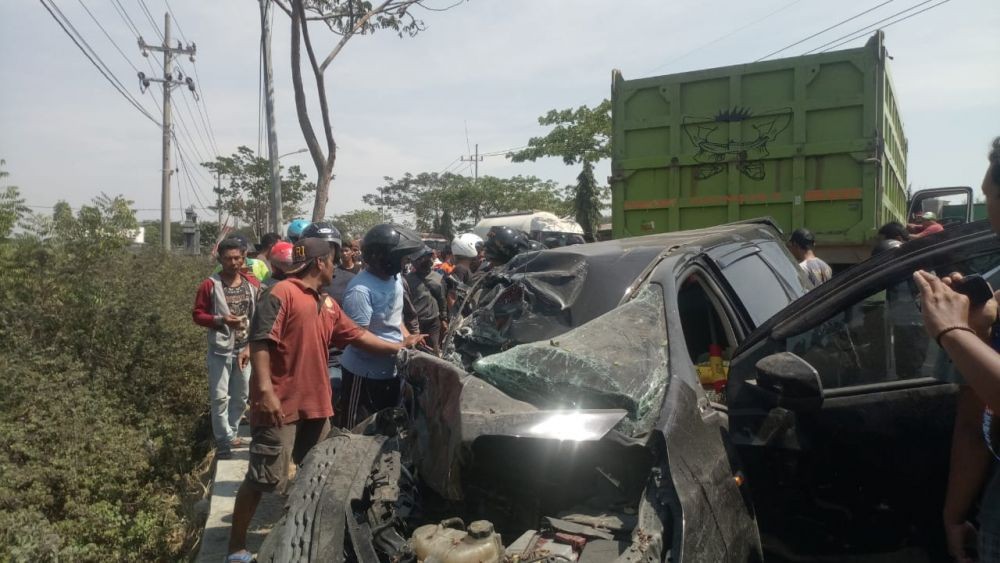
207, 348, 250, 451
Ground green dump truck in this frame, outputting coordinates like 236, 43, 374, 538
610, 32, 968, 265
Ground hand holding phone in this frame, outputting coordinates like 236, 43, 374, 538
951, 273, 995, 306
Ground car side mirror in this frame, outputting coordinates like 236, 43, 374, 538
755, 352, 823, 411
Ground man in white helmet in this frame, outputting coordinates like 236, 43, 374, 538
456, 232, 485, 273
450, 236, 479, 286
909, 211, 945, 239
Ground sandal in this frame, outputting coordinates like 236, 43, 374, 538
230, 437, 248, 448
225, 550, 252, 562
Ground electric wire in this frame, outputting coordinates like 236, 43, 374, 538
161, 1, 222, 157
137, 0, 164, 41
805, 0, 950, 54
648, 0, 806, 73
110, 0, 220, 170
174, 142, 212, 214
109, 0, 142, 37
75, 0, 140, 73
39, 0, 161, 127
755, 0, 896, 61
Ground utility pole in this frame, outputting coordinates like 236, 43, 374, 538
216, 170, 223, 231
260, 0, 282, 234
138, 14, 196, 251
461, 143, 484, 184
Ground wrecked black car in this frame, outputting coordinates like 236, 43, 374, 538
258, 219, 999, 562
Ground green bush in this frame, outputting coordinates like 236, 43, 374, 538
0, 200, 216, 561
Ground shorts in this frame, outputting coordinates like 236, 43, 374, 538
245, 418, 330, 493
337, 367, 403, 430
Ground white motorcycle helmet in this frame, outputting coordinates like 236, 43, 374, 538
451, 237, 479, 258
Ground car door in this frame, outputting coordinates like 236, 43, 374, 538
725, 221, 1000, 561
909, 186, 974, 228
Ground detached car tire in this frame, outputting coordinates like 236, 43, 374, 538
257, 431, 385, 563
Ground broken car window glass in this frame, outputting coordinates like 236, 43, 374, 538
472, 284, 669, 436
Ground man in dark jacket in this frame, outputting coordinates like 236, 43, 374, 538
405, 248, 448, 353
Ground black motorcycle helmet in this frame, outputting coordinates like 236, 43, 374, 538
527, 239, 547, 251
483, 226, 533, 265
362, 223, 425, 276
302, 221, 343, 263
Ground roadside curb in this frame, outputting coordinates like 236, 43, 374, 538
194, 427, 284, 562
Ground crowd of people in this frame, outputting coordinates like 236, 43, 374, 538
192, 219, 541, 562
192, 138, 1000, 563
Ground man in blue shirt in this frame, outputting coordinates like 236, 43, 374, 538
339, 224, 426, 428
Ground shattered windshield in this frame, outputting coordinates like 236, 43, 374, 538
472, 284, 669, 436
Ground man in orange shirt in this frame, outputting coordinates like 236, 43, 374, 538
225, 237, 423, 562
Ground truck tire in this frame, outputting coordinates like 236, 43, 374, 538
257, 431, 386, 563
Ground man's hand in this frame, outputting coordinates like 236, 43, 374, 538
222, 313, 244, 328
913, 270, 972, 338
238, 347, 250, 370
402, 333, 427, 348
941, 272, 999, 340
944, 520, 977, 563
254, 389, 284, 427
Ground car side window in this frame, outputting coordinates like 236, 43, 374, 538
785, 252, 1000, 389
722, 253, 797, 327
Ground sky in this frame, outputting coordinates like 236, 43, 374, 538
1, 0, 998, 226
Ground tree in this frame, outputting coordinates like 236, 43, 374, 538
328, 208, 387, 240
364, 172, 571, 232
0, 160, 28, 239
439, 208, 455, 240
202, 146, 315, 240
575, 161, 601, 242
270, 0, 462, 222
509, 100, 612, 240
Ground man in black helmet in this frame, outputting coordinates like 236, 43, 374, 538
483, 226, 533, 269
339, 223, 427, 428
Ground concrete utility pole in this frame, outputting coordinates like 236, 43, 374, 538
260, 0, 282, 234
461, 143, 484, 184
138, 14, 196, 251
216, 170, 223, 231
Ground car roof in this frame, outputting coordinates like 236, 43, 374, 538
509, 218, 785, 326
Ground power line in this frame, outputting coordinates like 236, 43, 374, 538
163, 0, 188, 43
160, 1, 222, 157
107, 1, 217, 167
648, 0, 806, 73
136, 0, 164, 41
75, 0, 140, 73
40, 0, 161, 127
109, 0, 142, 38
807, 0, 949, 54
755, 0, 896, 61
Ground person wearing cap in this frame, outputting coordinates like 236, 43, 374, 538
192, 237, 261, 461
788, 228, 833, 288
226, 237, 424, 562
261, 241, 293, 288
405, 247, 449, 354
909, 211, 945, 239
